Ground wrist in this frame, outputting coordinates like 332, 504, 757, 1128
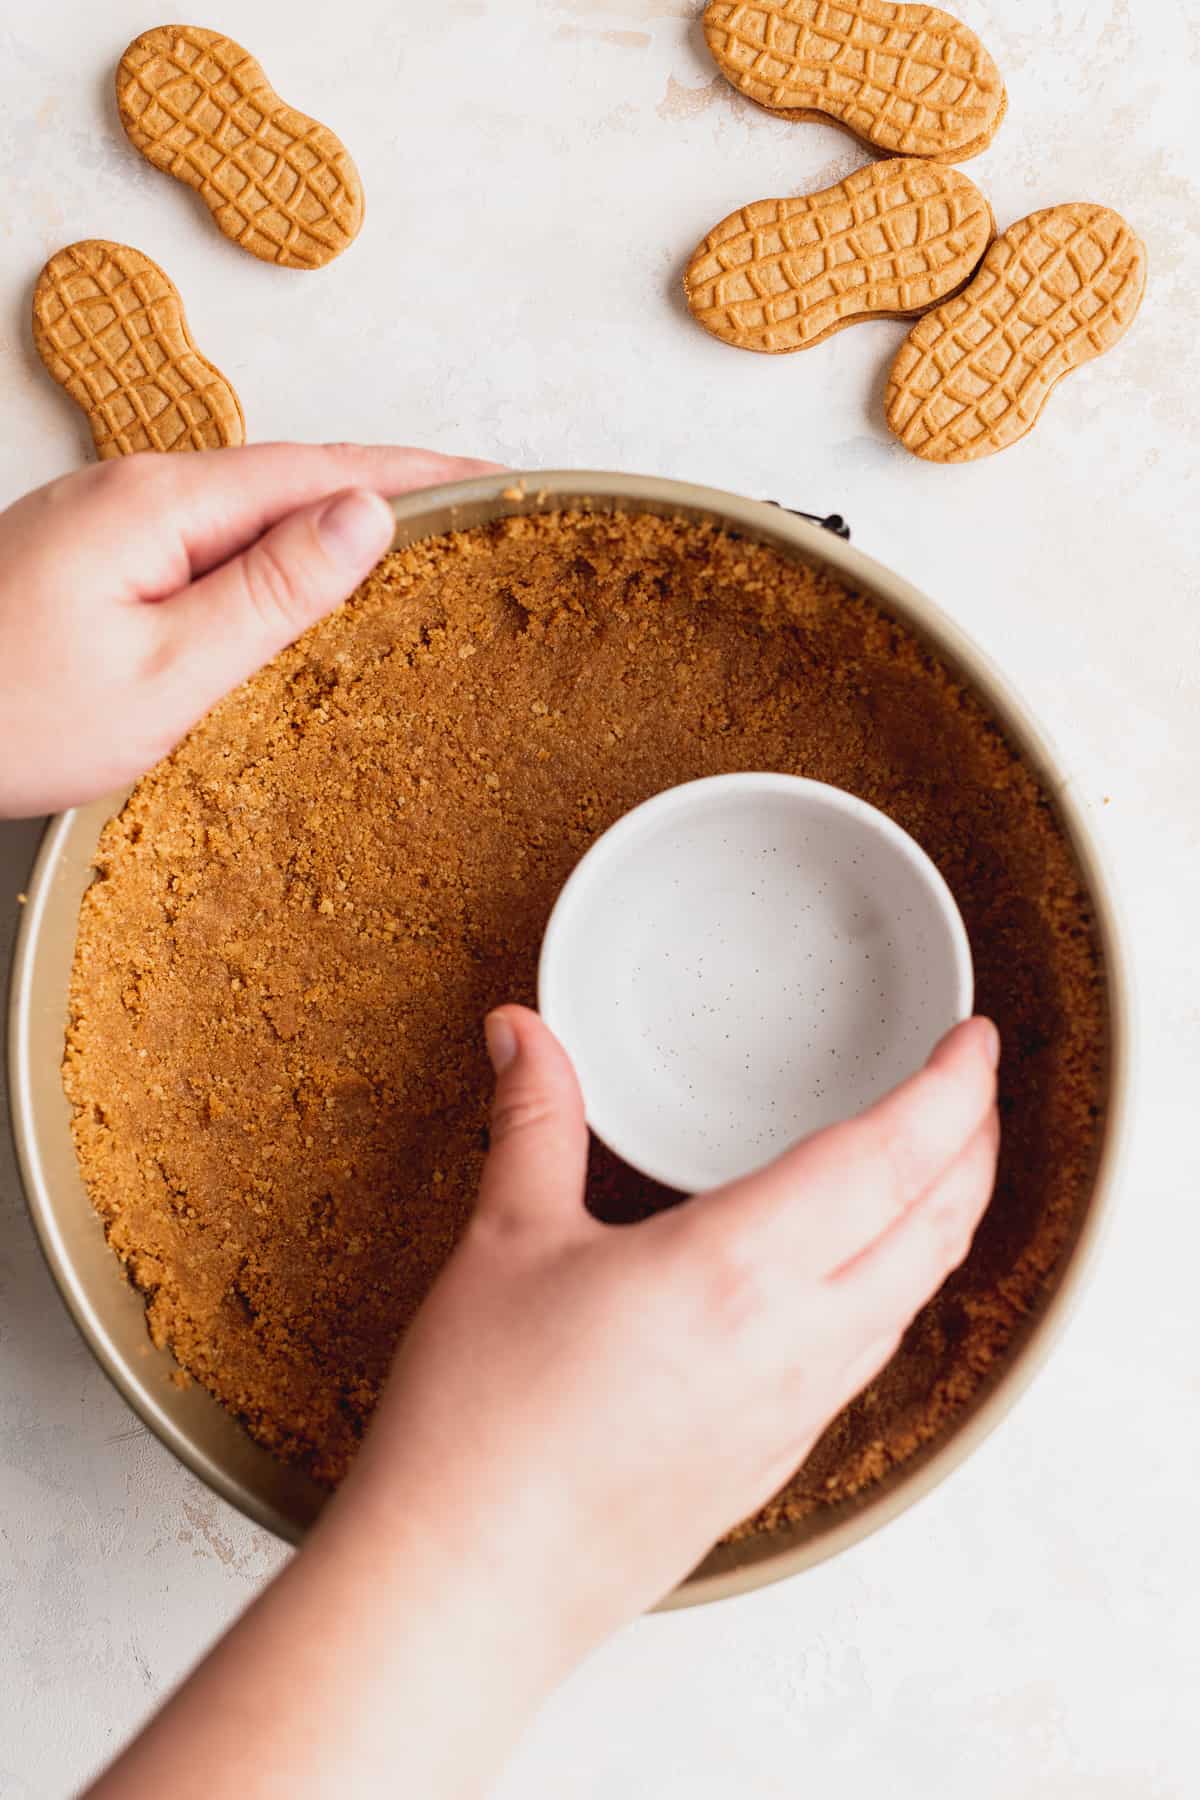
316, 1446, 588, 1703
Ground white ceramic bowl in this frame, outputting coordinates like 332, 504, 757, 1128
538, 773, 974, 1194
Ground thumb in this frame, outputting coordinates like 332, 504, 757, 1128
476, 1006, 591, 1239
156, 486, 394, 713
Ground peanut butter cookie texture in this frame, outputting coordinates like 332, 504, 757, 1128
704, 0, 1006, 161
685, 159, 993, 353
885, 203, 1147, 461
32, 240, 245, 458
116, 24, 364, 269
65, 511, 1107, 1538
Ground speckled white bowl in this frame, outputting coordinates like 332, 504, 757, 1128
538, 773, 974, 1194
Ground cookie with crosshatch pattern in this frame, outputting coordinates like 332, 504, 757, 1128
703, 0, 1006, 162
32, 240, 245, 459
884, 203, 1147, 462
684, 159, 993, 353
116, 25, 364, 269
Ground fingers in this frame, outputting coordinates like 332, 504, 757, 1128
175, 443, 502, 581
828, 1108, 1000, 1326
168, 444, 502, 581
696, 1017, 999, 1276
108, 444, 503, 598
151, 486, 396, 725
474, 1006, 592, 1240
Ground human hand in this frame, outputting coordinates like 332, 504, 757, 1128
343, 1006, 1000, 1674
0, 443, 497, 817
88, 1008, 998, 1800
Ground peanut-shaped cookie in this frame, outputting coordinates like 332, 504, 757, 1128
685, 159, 992, 353
117, 25, 364, 269
704, 0, 1006, 162
32, 240, 245, 459
884, 203, 1147, 462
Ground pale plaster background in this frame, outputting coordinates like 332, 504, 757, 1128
1, 2, 1198, 1794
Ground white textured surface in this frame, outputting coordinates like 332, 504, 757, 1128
1, 1, 1198, 1794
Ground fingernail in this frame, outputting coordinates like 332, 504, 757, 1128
484, 1011, 518, 1075
317, 489, 392, 561
977, 1018, 1001, 1069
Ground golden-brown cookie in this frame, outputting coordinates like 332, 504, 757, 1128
884, 203, 1147, 462
32, 240, 246, 459
116, 25, 364, 269
684, 159, 993, 353
703, 0, 1006, 162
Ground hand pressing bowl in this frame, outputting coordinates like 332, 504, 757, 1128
540, 772, 974, 1196
9, 470, 1130, 1606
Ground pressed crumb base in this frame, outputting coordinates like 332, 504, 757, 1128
64, 511, 1107, 1539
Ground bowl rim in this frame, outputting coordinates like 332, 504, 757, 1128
7, 468, 1133, 1611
